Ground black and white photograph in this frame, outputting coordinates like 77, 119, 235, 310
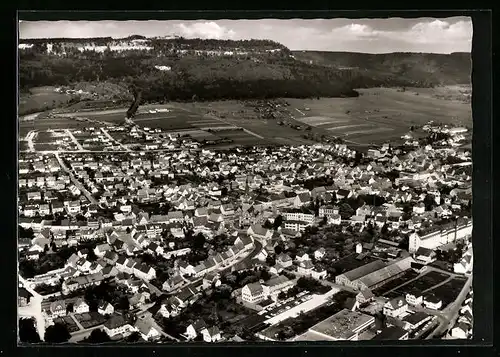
17, 14, 474, 344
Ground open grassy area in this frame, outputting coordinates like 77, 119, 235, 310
425, 277, 467, 309
19, 86, 75, 115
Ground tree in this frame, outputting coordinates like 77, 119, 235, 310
125, 331, 142, 343
85, 328, 111, 343
273, 215, 283, 229
18, 318, 41, 343
265, 255, 276, 266
339, 203, 354, 220
274, 245, 283, 255
44, 323, 71, 343
193, 233, 206, 251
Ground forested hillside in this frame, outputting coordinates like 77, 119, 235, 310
19, 37, 471, 105
291, 51, 471, 86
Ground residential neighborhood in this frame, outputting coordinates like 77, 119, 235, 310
18, 120, 473, 343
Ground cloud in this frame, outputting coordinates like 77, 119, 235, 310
174, 21, 236, 40
18, 17, 472, 53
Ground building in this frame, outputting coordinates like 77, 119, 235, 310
405, 289, 424, 306
354, 257, 414, 291
295, 309, 375, 341
18, 287, 32, 307
49, 300, 67, 318
402, 312, 433, 332
282, 209, 315, 224
186, 319, 208, 340
409, 219, 472, 253
262, 275, 294, 299
73, 298, 90, 314
335, 260, 387, 290
319, 205, 339, 219
201, 326, 221, 342
373, 326, 409, 340
98, 301, 114, 316
283, 220, 310, 232
383, 297, 408, 319
134, 317, 161, 341
241, 282, 265, 304
423, 295, 443, 310
356, 289, 375, 305
103, 314, 135, 337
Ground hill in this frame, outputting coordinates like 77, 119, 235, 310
291, 51, 471, 87
18, 37, 471, 115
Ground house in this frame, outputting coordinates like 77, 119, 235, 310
241, 282, 265, 304
327, 213, 343, 226
203, 272, 221, 290
162, 275, 185, 292
413, 203, 426, 214
318, 205, 339, 218
247, 224, 273, 241
134, 317, 161, 341
94, 243, 112, 257
414, 247, 436, 264
98, 301, 114, 316
405, 289, 424, 306
186, 319, 208, 340
402, 312, 433, 332
383, 297, 408, 318
49, 300, 67, 318
276, 253, 293, 268
297, 260, 314, 275
294, 192, 311, 207
451, 322, 471, 339
18, 287, 32, 307
314, 248, 326, 260
336, 189, 352, 200
423, 295, 443, 310
202, 326, 221, 342
103, 314, 135, 337
356, 289, 375, 305
262, 275, 294, 299
73, 298, 90, 314
133, 263, 156, 281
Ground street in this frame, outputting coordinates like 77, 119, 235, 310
65, 129, 86, 151
425, 274, 472, 339
54, 152, 100, 207
100, 127, 131, 151
18, 275, 46, 341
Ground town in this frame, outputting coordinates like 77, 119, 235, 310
18, 119, 473, 344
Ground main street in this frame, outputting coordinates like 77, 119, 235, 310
54, 152, 101, 207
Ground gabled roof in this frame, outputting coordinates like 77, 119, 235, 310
244, 282, 263, 295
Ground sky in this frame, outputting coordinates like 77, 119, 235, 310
19, 17, 472, 53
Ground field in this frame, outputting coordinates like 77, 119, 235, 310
385, 271, 451, 299
19, 86, 74, 115
372, 270, 420, 296
425, 277, 468, 309
284, 87, 472, 145
18, 86, 472, 149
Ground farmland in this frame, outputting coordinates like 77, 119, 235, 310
425, 277, 468, 309
384, 270, 452, 299
18, 86, 472, 150
284, 87, 472, 145
19, 86, 75, 116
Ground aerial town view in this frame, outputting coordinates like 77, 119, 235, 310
17, 17, 473, 344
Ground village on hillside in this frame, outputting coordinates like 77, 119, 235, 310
18, 122, 473, 343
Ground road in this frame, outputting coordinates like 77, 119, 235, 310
18, 275, 46, 341
425, 274, 472, 339
26, 130, 37, 151
100, 127, 131, 151
54, 152, 100, 207
65, 129, 86, 151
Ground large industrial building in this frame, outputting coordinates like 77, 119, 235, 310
408, 218, 472, 253
335, 257, 414, 291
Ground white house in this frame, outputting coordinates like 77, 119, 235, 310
98, 301, 114, 316
73, 298, 90, 314
103, 315, 135, 337
383, 297, 408, 318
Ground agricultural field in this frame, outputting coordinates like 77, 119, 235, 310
19, 86, 74, 116
19, 117, 93, 138
284, 87, 472, 145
